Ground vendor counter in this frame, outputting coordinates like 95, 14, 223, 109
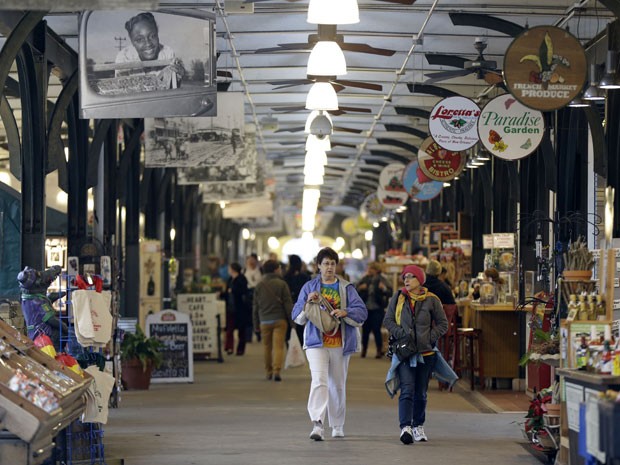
457, 300, 521, 381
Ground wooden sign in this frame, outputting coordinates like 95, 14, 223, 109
146, 310, 194, 383
504, 26, 587, 111
417, 137, 465, 181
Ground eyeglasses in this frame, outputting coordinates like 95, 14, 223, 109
320, 261, 337, 268
403, 274, 418, 280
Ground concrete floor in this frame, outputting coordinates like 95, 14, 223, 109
104, 341, 540, 465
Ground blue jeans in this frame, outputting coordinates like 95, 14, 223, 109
396, 353, 437, 428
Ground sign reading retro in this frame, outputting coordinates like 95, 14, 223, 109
503, 26, 587, 111
418, 137, 465, 182
401, 161, 444, 202
477, 94, 545, 160
428, 96, 480, 151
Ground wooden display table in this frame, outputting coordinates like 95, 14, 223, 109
470, 302, 521, 381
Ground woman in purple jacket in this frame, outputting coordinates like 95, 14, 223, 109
292, 247, 367, 441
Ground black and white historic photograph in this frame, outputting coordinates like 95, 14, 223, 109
79, 9, 217, 118
144, 93, 245, 168
200, 183, 267, 203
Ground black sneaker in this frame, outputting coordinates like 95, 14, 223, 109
274, 375, 282, 382
400, 426, 413, 444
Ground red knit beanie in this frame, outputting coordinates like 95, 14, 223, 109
401, 265, 426, 285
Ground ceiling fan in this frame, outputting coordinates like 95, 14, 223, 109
255, 24, 396, 57
268, 76, 382, 92
276, 125, 363, 134
424, 38, 503, 85
245, 0, 415, 4
270, 105, 372, 116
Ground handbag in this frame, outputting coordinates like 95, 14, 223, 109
392, 332, 417, 361
303, 295, 340, 336
284, 330, 305, 369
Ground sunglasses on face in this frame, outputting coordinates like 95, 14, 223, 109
403, 274, 418, 281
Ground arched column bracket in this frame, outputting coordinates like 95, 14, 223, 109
1, 95, 21, 179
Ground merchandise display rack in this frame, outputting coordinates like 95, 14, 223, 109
54, 273, 117, 465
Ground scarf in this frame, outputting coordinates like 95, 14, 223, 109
395, 287, 429, 325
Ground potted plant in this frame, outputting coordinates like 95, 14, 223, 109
562, 236, 595, 281
120, 326, 163, 390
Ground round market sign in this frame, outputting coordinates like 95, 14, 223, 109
503, 26, 587, 111
428, 96, 480, 151
418, 137, 465, 181
360, 192, 389, 222
477, 94, 545, 160
377, 185, 407, 209
401, 161, 443, 201
377, 163, 408, 208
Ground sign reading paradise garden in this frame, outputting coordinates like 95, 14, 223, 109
503, 26, 587, 111
477, 94, 545, 161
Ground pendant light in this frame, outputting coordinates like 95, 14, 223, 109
306, 82, 339, 110
307, 0, 359, 25
599, 50, 620, 89
583, 63, 605, 101
307, 41, 347, 76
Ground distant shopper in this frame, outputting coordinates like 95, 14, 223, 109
423, 260, 455, 305
224, 263, 250, 356
253, 260, 293, 382
284, 254, 311, 344
244, 253, 262, 341
356, 262, 392, 358
384, 265, 448, 445
292, 247, 367, 441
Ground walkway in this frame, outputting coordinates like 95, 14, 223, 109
104, 341, 538, 465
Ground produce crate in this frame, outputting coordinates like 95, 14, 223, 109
0, 319, 92, 462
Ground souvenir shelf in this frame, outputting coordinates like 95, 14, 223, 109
0, 319, 91, 465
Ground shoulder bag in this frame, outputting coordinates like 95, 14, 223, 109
304, 294, 340, 336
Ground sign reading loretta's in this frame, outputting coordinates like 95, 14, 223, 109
503, 26, 587, 111
417, 137, 465, 181
428, 96, 480, 151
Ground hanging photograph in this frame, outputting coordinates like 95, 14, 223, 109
79, 9, 217, 118
200, 183, 267, 203
177, 135, 257, 184
144, 93, 245, 168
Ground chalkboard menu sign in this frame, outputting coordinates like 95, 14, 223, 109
177, 293, 224, 356
146, 310, 194, 383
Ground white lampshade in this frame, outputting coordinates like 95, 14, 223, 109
305, 110, 333, 133
304, 172, 324, 186
304, 163, 325, 178
307, 41, 347, 76
306, 135, 331, 152
308, 0, 359, 25
305, 148, 328, 166
306, 82, 339, 110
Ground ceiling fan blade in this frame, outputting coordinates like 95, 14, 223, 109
375, 0, 415, 4
271, 105, 305, 112
340, 42, 396, 57
449, 12, 525, 37
333, 126, 363, 134
407, 83, 461, 98
483, 70, 505, 85
337, 106, 373, 113
217, 70, 233, 79
424, 69, 472, 84
254, 43, 310, 54
384, 124, 428, 139
333, 79, 382, 92
268, 79, 312, 86
332, 142, 357, 149
277, 42, 312, 50
394, 107, 431, 119
275, 126, 305, 133
425, 54, 468, 69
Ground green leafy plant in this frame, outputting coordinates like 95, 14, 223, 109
120, 326, 163, 372
563, 236, 594, 271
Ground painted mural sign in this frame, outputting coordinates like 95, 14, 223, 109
503, 26, 587, 111
417, 137, 465, 182
428, 96, 480, 151
477, 94, 545, 161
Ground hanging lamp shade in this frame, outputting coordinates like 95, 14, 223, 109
306, 82, 339, 110
599, 50, 620, 89
583, 64, 605, 101
307, 41, 347, 76
307, 0, 359, 25
306, 135, 331, 152
305, 110, 333, 133
305, 148, 328, 166
304, 172, 324, 186
568, 95, 589, 107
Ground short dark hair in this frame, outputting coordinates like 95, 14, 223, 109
288, 254, 303, 273
229, 262, 242, 273
317, 247, 339, 265
125, 12, 158, 35
262, 259, 280, 274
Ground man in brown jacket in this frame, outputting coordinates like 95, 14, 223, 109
253, 260, 294, 381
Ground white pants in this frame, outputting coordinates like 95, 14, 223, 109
305, 348, 350, 428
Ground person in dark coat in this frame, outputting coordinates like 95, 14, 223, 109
224, 262, 251, 356
284, 254, 311, 344
423, 260, 455, 305
356, 261, 392, 358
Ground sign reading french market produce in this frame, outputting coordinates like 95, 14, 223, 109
401, 161, 443, 202
477, 94, 545, 160
428, 96, 480, 151
418, 137, 465, 182
503, 26, 586, 111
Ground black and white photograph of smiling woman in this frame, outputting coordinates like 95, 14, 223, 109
79, 9, 216, 118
